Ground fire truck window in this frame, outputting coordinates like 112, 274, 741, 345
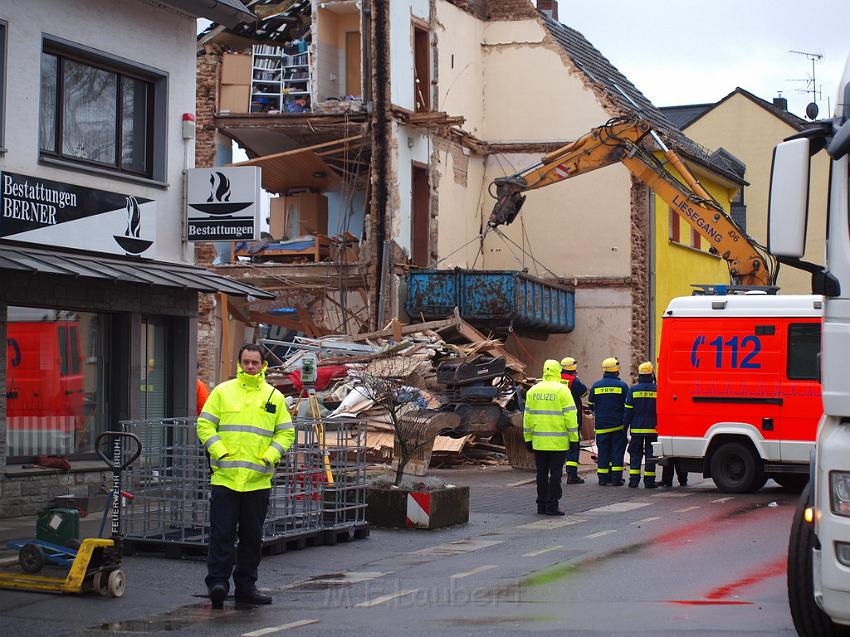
787, 323, 821, 381
6, 306, 107, 460
58, 325, 69, 376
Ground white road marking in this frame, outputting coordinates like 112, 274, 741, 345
415, 540, 502, 556
674, 506, 701, 513
631, 516, 662, 525
651, 492, 693, 498
522, 545, 564, 557
587, 502, 652, 514
583, 529, 617, 539
711, 497, 735, 503
517, 516, 588, 530
450, 564, 498, 579
355, 589, 418, 607
242, 619, 320, 636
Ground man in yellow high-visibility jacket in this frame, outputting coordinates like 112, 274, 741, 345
197, 344, 295, 609
523, 359, 579, 515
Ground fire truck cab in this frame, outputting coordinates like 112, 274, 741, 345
653, 292, 822, 493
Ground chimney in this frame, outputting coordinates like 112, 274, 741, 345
538, 0, 559, 21
773, 95, 788, 111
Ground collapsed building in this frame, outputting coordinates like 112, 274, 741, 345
195, 0, 744, 391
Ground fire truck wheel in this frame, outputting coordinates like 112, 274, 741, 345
709, 441, 764, 493
787, 484, 850, 636
774, 474, 809, 492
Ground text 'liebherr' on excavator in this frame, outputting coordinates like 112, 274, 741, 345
488, 116, 777, 287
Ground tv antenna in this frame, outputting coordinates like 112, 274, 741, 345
789, 49, 823, 119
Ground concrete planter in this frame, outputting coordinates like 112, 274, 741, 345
366, 485, 469, 529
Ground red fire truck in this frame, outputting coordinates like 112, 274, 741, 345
6, 317, 85, 457
653, 292, 822, 493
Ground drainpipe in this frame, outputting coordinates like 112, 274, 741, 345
648, 190, 656, 361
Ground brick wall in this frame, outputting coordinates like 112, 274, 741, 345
195, 48, 222, 385
629, 178, 651, 376
196, 48, 221, 170
536, 0, 558, 20
0, 470, 108, 518
487, 0, 538, 19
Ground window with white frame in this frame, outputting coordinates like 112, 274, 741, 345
38, 36, 167, 181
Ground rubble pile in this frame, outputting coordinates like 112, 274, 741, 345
263, 316, 530, 474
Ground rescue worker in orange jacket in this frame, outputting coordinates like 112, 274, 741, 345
560, 357, 586, 484
523, 360, 579, 515
197, 344, 295, 609
624, 362, 658, 489
588, 357, 629, 486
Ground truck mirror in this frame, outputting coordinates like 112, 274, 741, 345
768, 138, 810, 258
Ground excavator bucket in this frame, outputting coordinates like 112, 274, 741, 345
489, 185, 525, 227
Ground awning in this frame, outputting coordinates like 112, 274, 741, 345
0, 244, 274, 299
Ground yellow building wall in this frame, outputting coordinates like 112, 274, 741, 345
652, 158, 735, 360
683, 93, 829, 294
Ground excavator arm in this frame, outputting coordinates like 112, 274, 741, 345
489, 117, 774, 286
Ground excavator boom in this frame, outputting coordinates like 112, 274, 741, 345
489, 117, 773, 286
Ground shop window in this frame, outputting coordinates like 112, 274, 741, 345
6, 307, 108, 460
38, 36, 167, 181
787, 323, 821, 381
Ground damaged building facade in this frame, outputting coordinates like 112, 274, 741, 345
197, 0, 744, 382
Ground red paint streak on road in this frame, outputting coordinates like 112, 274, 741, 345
666, 600, 752, 606
704, 556, 786, 600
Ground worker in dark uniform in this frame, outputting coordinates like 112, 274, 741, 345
624, 361, 658, 489
588, 357, 629, 486
560, 356, 586, 484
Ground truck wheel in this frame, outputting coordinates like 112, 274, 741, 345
787, 484, 850, 636
775, 474, 809, 492
709, 441, 764, 493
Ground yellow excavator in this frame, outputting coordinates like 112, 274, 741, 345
489, 116, 776, 287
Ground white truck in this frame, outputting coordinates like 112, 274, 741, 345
768, 54, 850, 635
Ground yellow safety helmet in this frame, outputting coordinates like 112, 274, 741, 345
601, 357, 620, 373
560, 357, 577, 371
638, 361, 654, 375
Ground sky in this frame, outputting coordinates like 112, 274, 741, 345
557, 0, 848, 121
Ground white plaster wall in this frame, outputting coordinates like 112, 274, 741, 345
389, 0, 430, 110
394, 123, 431, 254
510, 287, 634, 384
435, 147, 487, 268
0, 0, 197, 263
481, 154, 632, 277
434, 1, 485, 132
482, 23, 611, 142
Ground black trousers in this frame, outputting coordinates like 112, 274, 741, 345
662, 460, 688, 485
535, 449, 567, 512
206, 485, 270, 595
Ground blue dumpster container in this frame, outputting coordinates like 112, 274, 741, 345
406, 269, 575, 333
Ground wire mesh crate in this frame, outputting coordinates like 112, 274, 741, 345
119, 415, 367, 554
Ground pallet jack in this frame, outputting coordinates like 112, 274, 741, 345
0, 431, 141, 597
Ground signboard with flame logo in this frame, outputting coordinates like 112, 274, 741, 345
186, 167, 261, 242
0, 171, 156, 257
